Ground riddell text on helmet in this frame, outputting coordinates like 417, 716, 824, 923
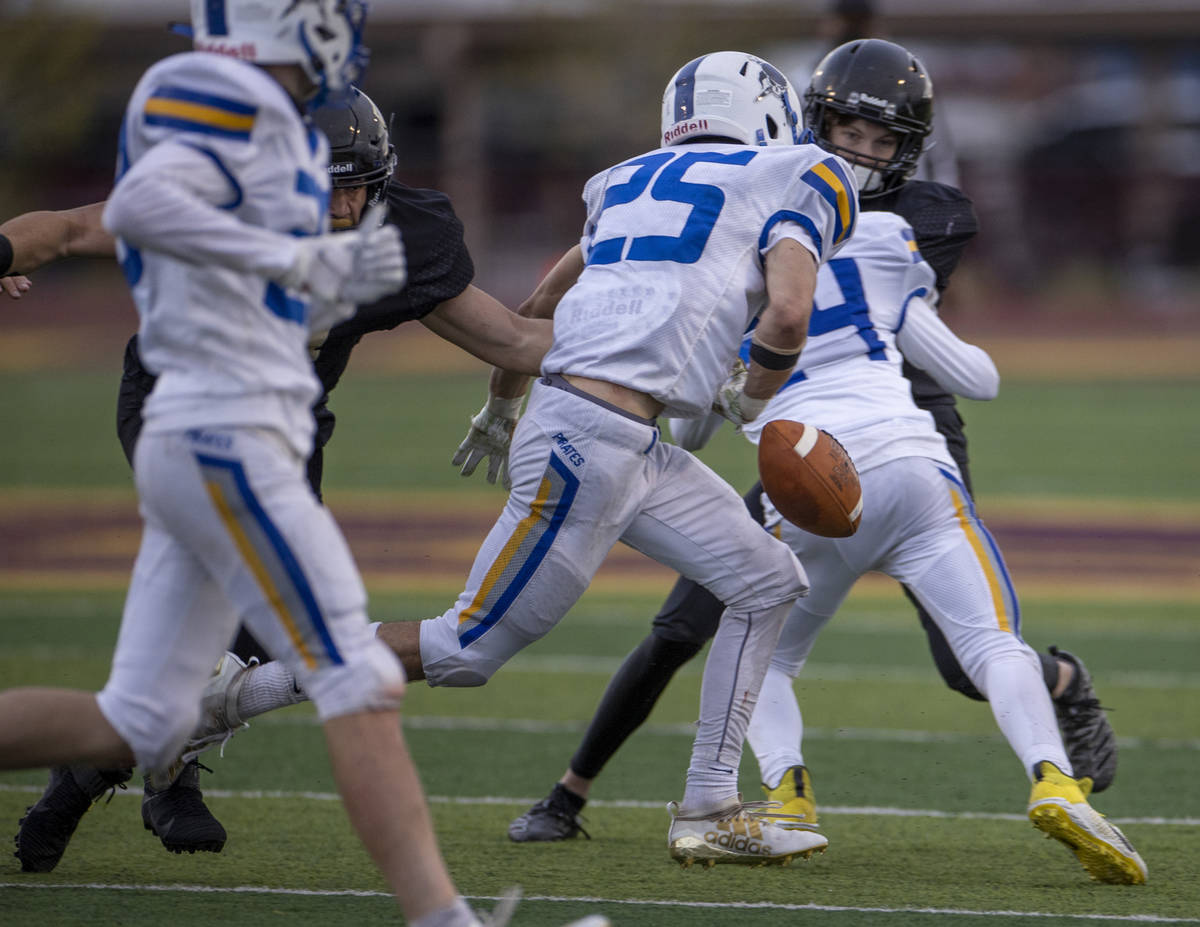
195, 40, 258, 59
663, 119, 710, 144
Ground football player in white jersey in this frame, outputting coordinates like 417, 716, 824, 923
726, 214, 1147, 885
0, 3, 520, 924
416, 50, 860, 867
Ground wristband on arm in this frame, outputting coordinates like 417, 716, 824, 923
748, 331, 803, 371
0, 233, 13, 276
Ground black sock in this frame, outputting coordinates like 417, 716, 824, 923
568, 632, 704, 780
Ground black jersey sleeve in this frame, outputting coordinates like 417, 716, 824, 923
875, 181, 978, 292
312, 184, 475, 397
329, 183, 475, 340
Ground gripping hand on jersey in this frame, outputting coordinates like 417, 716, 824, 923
712, 358, 768, 426
452, 395, 523, 489
283, 203, 406, 309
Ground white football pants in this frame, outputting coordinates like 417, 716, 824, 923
748, 455, 1069, 783
421, 378, 808, 796
96, 427, 404, 773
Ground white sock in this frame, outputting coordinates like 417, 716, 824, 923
682, 600, 791, 813
748, 665, 805, 789
409, 898, 480, 927
237, 661, 307, 719
985, 650, 1073, 779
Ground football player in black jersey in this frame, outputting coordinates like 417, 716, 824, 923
504, 39, 1118, 845
2, 87, 552, 873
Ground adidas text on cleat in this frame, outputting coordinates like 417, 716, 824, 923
667, 797, 828, 867
508, 784, 590, 842
1050, 645, 1118, 793
13, 765, 132, 872
141, 760, 226, 855
761, 764, 818, 829
1027, 761, 1146, 885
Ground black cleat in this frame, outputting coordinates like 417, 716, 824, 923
508, 784, 590, 843
1050, 646, 1118, 793
14, 765, 133, 872
141, 760, 226, 854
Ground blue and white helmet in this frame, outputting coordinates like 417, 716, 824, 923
661, 51, 801, 148
189, 0, 369, 104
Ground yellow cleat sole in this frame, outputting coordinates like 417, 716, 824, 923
1029, 803, 1146, 885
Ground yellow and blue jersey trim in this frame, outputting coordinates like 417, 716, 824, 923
901, 227, 924, 263
456, 453, 580, 647
145, 84, 257, 141
801, 157, 857, 249
196, 451, 342, 670
938, 467, 1021, 635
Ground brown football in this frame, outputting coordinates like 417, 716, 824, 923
757, 419, 862, 538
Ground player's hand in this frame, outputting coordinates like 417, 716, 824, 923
712, 358, 767, 425
284, 204, 406, 306
343, 202, 406, 305
452, 395, 523, 489
1, 275, 32, 299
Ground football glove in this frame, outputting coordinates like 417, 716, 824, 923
452, 394, 524, 489
712, 358, 768, 425
282, 203, 406, 307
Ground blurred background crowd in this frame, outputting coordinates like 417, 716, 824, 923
3, 0, 1198, 332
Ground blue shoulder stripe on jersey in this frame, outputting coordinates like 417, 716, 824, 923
901, 227, 923, 263
182, 142, 244, 209
894, 285, 930, 333
145, 85, 257, 141
205, 0, 228, 36
801, 157, 857, 247
672, 55, 705, 125
760, 209, 823, 259
294, 169, 329, 224
264, 281, 306, 325
116, 117, 131, 181
119, 244, 143, 288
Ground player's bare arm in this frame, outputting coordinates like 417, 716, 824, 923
450, 245, 585, 485
490, 244, 585, 400
419, 284, 552, 378
713, 238, 817, 427
747, 239, 816, 398
1, 202, 114, 299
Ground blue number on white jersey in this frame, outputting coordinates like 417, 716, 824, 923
739, 256, 884, 386
586, 149, 757, 266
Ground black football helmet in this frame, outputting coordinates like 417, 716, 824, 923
311, 87, 396, 208
804, 39, 933, 198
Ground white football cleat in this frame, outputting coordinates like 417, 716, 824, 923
184, 651, 254, 761
667, 796, 828, 867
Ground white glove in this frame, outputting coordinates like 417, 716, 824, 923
282, 203, 406, 306
452, 394, 524, 489
712, 358, 768, 426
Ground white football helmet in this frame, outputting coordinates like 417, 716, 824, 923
661, 51, 801, 148
189, 0, 368, 103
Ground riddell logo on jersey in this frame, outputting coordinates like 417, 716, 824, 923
195, 40, 257, 60
663, 119, 709, 144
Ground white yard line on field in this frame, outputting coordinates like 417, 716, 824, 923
0, 882, 1197, 923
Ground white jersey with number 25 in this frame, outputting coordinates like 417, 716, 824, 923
543, 142, 858, 419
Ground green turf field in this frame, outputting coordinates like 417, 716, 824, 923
2, 364, 1199, 925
